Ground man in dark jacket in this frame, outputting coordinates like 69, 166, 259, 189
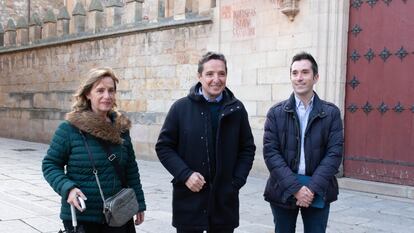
156, 52, 256, 233
263, 52, 343, 233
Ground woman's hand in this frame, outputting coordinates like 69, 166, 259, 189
67, 188, 87, 212
134, 211, 145, 225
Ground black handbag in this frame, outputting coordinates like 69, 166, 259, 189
80, 131, 139, 227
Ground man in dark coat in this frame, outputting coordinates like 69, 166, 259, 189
263, 52, 343, 233
156, 52, 256, 233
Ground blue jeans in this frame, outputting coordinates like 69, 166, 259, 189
270, 203, 330, 233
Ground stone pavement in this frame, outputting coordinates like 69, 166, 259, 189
0, 137, 414, 233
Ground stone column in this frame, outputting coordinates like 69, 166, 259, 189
42, 8, 57, 39
165, 0, 174, 17
16, 16, 29, 46
191, 0, 199, 13
174, 0, 186, 20
4, 19, 17, 47
29, 13, 42, 43
66, 0, 76, 13
0, 24, 4, 47
124, 0, 144, 24
105, 0, 123, 27
87, 0, 105, 32
71, 1, 87, 33
313, 0, 349, 113
147, 0, 159, 22
198, 0, 211, 16
57, 6, 71, 36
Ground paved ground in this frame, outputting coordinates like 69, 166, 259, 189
0, 137, 414, 233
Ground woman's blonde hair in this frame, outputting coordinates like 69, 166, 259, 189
72, 67, 119, 112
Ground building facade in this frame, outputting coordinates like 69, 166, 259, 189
0, 0, 412, 186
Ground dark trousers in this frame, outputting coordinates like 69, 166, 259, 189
270, 203, 330, 233
63, 219, 135, 233
177, 228, 234, 233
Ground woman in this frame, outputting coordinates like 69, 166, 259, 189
42, 67, 146, 233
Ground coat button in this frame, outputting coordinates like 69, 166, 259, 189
230, 108, 233, 111
203, 210, 207, 214
201, 136, 204, 140
222, 114, 224, 116
201, 112, 204, 115
202, 162, 206, 166
237, 106, 240, 109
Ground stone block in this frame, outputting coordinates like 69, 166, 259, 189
71, 1, 87, 33
130, 124, 162, 142
145, 78, 179, 90
118, 99, 147, 112
124, 0, 144, 24
198, 0, 212, 16
241, 68, 258, 85
57, 20, 70, 36
147, 66, 177, 79
174, 0, 186, 20
257, 101, 275, 116
146, 0, 159, 22
266, 50, 288, 67
16, 16, 29, 46
87, 0, 104, 32
42, 9, 57, 39
249, 116, 266, 130
271, 83, 293, 102
162, 0, 173, 18
4, 19, 17, 47
131, 141, 157, 159
29, 13, 42, 43
87, 11, 105, 32
105, 0, 124, 27
191, 0, 199, 13
231, 85, 272, 101
57, 7, 71, 36
257, 67, 290, 84
149, 53, 175, 66
124, 67, 146, 79
242, 101, 257, 116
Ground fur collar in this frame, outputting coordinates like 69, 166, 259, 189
65, 111, 131, 144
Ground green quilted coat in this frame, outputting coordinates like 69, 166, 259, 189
42, 111, 146, 223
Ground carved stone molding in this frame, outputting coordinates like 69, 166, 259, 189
278, 0, 300, 21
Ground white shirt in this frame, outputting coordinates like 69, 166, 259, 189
294, 95, 314, 175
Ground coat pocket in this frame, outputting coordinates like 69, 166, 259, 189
264, 177, 281, 203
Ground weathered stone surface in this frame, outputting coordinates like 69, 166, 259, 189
88, 0, 104, 12
72, 1, 87, 16
43, 8, 56, 23
29, 13, 42, 26
106, 0, 123, 7
0, 0, 63, 26
124, 0, 143, 24
0, 0, 350, 177
0, 24, 4, 47
16, 16, 28, 29
5, 18, 16, 31
57, 6, 70, 20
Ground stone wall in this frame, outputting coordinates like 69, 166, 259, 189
0, 0, 349, 175
0, 0, 63, 24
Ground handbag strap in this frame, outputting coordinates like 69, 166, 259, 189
79, 130, 107, 204
96, 139, 128, 188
